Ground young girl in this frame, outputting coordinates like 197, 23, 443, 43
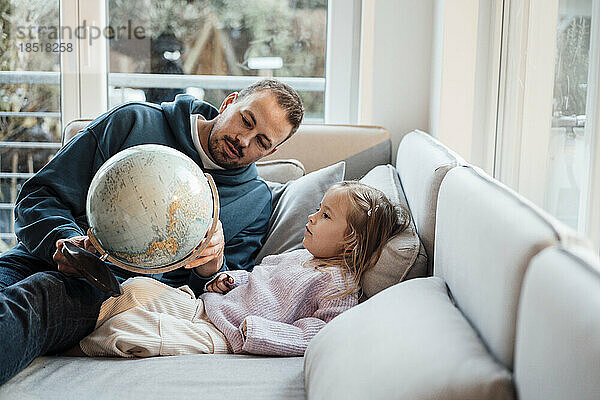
76, 181, 410, 357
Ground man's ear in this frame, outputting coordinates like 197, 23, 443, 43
265, 147, 278, 156
219, 92, 239, 113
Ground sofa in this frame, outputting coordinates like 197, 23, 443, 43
1, 125, 599, 400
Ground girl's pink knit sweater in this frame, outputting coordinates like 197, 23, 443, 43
201, 249, 358, 356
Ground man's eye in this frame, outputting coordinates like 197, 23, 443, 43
323, 212, 330, 219
242, 115, 252, 128
258, 138, 269, 149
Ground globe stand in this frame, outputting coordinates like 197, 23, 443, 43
70, 173, 220, 297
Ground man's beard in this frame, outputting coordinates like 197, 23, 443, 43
207, 125, 244, 169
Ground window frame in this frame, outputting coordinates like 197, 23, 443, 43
494, 0, 559, 207
580, 0, 600, 250
325, 0, 362, 124
60, 0, 108, 127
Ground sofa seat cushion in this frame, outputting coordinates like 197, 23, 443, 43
304, 277, 514, 400
0, 354, 304, 400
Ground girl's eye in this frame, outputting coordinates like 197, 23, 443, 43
323, 212, 330, 219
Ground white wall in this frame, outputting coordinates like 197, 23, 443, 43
428, 0, 502, 172
358, 0, 434, 161
429, 0, 479, 163
429, 0, 444, 141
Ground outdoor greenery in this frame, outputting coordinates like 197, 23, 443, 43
108, 0, 327, 115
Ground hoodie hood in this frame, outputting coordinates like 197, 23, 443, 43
161, 94, 260, 185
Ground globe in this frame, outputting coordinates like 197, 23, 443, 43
86, 144, 218, 273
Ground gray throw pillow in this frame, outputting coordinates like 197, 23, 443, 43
359, 164, 428, 299
255, 162, 346, 263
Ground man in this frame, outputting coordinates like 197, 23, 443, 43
0, 78, 303, 384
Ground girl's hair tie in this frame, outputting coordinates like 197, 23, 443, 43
367, 205, 379, 217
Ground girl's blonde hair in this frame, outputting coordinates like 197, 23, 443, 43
312, 181, 411, 297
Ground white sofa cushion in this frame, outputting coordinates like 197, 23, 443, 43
514, 246, 600, 400
358, 165, 427, 298
395, 130, 465, 274
304, 277, 514, 400
435, 166, 574, 369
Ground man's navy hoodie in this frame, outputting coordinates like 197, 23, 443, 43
13, 95, 272, 294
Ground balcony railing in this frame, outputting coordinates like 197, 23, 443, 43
0, 71, 325, 91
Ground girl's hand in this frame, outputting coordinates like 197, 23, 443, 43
205, 273, 234, 294
242, 320, 248, 337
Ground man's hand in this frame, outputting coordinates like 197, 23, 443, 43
53, 236, 98, 276
205, 273, 234, 294
184, 220, 225, 277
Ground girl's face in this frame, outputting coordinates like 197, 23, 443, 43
303, 188, 349, 258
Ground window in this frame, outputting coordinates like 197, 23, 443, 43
435, 0, 600, 250
107, 0, 328, 122
494, 0, 600, 249
0, 0, 333, 251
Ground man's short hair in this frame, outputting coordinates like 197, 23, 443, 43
237, 78, 304, 140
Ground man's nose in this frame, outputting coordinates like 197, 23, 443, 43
307, 213, 316, 223
234, 132, 251, 148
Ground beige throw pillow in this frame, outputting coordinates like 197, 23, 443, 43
359, 164, 427, 299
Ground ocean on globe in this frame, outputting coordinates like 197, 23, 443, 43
86, 144, 214, 270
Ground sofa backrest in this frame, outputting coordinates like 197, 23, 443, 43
63, 120, 390, 181
395, 130, 464, 274
434, 166, 579, 370
64, 119, 309, 182
260, 123, 391, 180
514, 246, 600, 400
62, 119, 91, 145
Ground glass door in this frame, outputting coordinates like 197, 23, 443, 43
495, 0, 600, 250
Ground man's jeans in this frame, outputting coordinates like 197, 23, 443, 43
0, 244, 109, 385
